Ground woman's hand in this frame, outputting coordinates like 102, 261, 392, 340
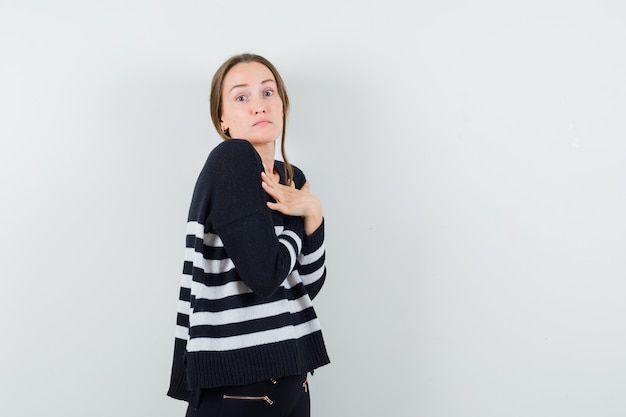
261, 168, 323, 235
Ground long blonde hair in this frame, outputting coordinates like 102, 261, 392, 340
209, 53, 294, 184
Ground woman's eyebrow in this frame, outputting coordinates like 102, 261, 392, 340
229, 79, 276, 93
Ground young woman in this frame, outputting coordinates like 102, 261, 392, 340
167, 53, 330, 417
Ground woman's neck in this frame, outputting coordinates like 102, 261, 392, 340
252, 141, 278, 180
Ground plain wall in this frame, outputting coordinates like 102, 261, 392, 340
1, 1, 625, 416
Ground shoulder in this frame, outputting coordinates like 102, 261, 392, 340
201, 139, 263, 181
188, 140, 265, 222
208, 139, 260, 166
195, 139, 262, 192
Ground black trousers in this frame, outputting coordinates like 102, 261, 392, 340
186, 374, 310, 417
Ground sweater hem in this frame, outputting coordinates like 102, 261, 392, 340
185, 332, 330, 390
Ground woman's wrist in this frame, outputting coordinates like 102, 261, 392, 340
304, 213, 323, 236
303, 198, 323, 235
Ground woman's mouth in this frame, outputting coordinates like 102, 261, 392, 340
254, 119, 271, 127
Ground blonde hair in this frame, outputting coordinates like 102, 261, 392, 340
210, 53, 294, 184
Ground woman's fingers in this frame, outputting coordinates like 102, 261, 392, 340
260, 172, 316, 217
261, 172, 276, 192
260, 172, 322, 235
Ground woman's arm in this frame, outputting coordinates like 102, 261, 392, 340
261, 164, 327, 298
206, 140, 305, 298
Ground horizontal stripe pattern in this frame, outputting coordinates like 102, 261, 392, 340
168, 144, 330, 399
187, 319, 322, 352
189, 294, 313, 327
190, 307, 318, 339
297, 242, 325, 288
299, 243, 325, 265
187, 222, 285, 248
174, 219, 325, 353
299, 266, 325, 286
185, 247, 235, 274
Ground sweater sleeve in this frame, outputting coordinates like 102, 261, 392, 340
206, 140, 305, 298
296, 219, 327, 299
289, 165, 327, 300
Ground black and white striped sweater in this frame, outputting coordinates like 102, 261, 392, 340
167, 139, 330, 402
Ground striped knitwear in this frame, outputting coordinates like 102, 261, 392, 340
167, 139, 330, 402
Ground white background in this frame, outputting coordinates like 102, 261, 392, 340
1, 1, 625, 416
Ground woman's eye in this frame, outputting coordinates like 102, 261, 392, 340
263, 90, 274, 97
235, 95, 247, 102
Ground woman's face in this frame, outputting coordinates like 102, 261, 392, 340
220, 61, 284, 146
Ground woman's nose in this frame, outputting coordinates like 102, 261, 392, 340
251, 96, 266, 114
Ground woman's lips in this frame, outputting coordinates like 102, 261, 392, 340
254, 119, 270, 127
